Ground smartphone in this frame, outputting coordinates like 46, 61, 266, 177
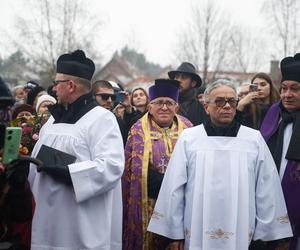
115, 91, 126, 104
249, 84, 258, 92
2, 127, 22, 165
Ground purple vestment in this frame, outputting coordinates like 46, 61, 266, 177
261, 102, 300, 249
122, 113, 192, 250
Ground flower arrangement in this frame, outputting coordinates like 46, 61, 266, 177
10, 113, 50, 155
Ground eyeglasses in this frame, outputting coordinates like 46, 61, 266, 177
52, 79, 70, 86
150, 100, 177, 108
209, 98, 238, 108
94, 93, 116, 101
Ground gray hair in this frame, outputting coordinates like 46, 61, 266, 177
12, 85, 24, 96
204, 79, 237, 103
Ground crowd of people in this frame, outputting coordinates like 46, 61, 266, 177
0, 49, 299, 250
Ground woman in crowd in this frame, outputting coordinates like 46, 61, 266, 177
123, 87, 149, 129
35, 94, 57, 115
12, 104, 37, 122
131, 87, 149, 114
237, 72, 280, 129
114, 87, 150, 133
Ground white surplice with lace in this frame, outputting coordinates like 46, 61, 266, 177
148, 125, 292, 250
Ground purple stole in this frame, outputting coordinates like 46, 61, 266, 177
261, 102, 300, 249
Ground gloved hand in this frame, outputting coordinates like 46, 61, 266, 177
42, 164, 72, 186
5, 158, 29, 190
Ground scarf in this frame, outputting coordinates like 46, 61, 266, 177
203, 118, 241, 137
267, 105, 300, 169
48, 93, 97, 124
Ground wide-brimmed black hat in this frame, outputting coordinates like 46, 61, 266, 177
281, 53, 300, 83
168, 62, 202, 87
57, 50, 95, 81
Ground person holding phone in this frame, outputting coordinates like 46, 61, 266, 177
237, 73, 280, 129
119, 87, 150, 131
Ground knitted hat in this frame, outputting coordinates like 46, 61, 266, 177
36, 94, 57, 112
24, 80, 39, 90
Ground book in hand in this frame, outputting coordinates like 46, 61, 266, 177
36, 144, 76, 171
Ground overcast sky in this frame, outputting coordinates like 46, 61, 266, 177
0, 0, 266, 67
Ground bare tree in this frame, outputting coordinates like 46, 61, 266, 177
263, 0, 300, 57
175, 0, 232, 84
227, 26, 267, 73
2, 0, 104, 85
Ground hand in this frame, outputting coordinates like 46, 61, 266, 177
166, 241, 184, 250
0, 162, 4, 173
120, 92, 133, 113
42, 164, 72, 186
237, 92, 258, 111
121, 92, 131, 107
113, 104, 126, 119
5, 158, 30, 189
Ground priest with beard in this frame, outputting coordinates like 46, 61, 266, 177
148, 79, 292, 250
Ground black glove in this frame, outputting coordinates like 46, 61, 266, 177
5, 158, 29, 190
42, 164, 72, 186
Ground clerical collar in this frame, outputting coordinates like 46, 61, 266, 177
203, 118, 241, 137
48, 92, 98, 124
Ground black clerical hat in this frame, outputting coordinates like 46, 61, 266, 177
56, 50, 95, 81
280, 53, 300, 83
168, 62, 202, 87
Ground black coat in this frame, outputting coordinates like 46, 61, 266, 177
178, 88, 207, 125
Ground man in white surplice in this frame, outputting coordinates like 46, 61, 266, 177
28, 50, 124, 250
147, 79, 292, 250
